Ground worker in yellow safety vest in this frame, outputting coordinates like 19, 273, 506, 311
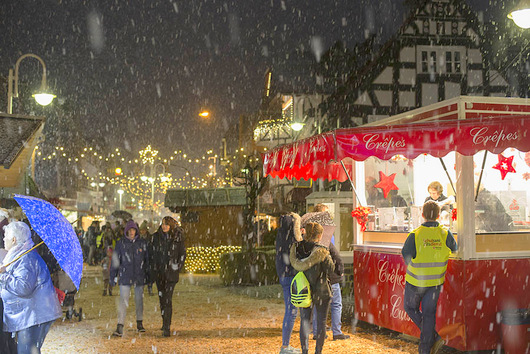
402, 201, 458, 354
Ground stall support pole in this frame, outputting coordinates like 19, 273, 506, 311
455, 154, 476, 260
340, 161, 362, 205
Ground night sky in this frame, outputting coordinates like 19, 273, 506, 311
0, 0, 507, 158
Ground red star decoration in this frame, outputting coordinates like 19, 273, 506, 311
492, 154, 516, 180
374, 171, 399, 198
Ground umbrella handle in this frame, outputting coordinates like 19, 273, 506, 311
2, 241, 44, 268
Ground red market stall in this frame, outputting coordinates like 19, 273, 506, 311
262, 96, 530, 351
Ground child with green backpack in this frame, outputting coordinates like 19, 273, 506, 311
290, 222, 334, 354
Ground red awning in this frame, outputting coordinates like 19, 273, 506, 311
262, 115, 530, 182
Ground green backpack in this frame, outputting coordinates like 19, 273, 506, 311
290, 271, 312, 308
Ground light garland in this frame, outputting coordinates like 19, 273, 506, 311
184, 245, 242, 273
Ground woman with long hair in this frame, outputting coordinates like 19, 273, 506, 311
148, 216, 186, 337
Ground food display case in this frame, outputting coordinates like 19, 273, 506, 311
263, 96, 530, 351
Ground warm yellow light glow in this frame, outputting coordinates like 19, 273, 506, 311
33, 93, 56, 106
117, 189, 124, 195
199, 111, 210, 118
291, 122, 304, 131
115, 167, 122, 175
508, 6, 530, 28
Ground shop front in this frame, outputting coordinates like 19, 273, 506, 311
262, 96, 530, 351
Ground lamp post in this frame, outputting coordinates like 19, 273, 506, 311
6, 53, 56, 114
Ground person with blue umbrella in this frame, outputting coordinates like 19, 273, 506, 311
0, 221, 62, 353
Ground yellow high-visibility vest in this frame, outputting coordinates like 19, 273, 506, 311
405, 225, 451, 287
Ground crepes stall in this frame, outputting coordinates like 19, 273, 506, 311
262, 96, 530, 351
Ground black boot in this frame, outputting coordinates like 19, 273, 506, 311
162, 328, 170, 337
113, 324, 124, 337
137, 320, 146, 332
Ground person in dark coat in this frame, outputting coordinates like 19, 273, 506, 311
86, 221, 100, 265
290, 222, 334, 354
311, 242, 350, 341
275, 212, 303, 354
110, 220, 149, 337
148, 216, 186, 337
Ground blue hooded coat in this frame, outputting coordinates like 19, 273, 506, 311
110, 220, 149, 286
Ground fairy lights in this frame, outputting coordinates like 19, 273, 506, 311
185, 246, 242, 273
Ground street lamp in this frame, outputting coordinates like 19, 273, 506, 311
508, 0, 530, 28
6, 53, 56, 114
199, 110, 210, 118
117, 189, 124, 210
290, 122, 304, 131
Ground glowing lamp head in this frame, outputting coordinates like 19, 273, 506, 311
115, 167, 122, 176
117, 189, 124, 195
290, 122, 304, 131
140, 176, 148, 182
508, 1, 530, 28
199, 111, 210, 118
32, 93, 56, 106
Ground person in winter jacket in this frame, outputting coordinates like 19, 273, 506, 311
275, 212, 303, 354
402, 201, 457, 354
0, 221, 62, 353
290, 222, 334, 354
110, 220, 149, 337
148, 216, 186, 337
310, 242, 350, 341
86, 221, 100, 265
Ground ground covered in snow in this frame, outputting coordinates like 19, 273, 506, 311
42, 267, 463, 353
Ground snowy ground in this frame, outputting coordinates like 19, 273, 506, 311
40, 267, 462, 353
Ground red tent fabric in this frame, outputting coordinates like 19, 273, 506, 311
262, 115, 530, 182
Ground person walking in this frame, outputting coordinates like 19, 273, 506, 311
402, 201, 458, 354
290, 222, 334, 354
275, 212, 303, 354
139, 221, 154, 296
311, 242, 350, 341
86, 221, 100, 266
0, 222, 62, 353
148, 216, 186, 337
110, 220, 150, 337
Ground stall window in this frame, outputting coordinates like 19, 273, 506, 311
472, 149, 530, 253
360, 153, 457, 247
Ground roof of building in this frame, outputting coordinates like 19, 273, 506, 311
0, 114, 45, 169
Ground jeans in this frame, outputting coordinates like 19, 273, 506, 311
301, 298, 330, 354
312, 283, 343, 336
156, 279, 176, 331
118, 284, 144, 324
403, 282, 442, 354
16, 320, 54, 354
280, 276, 298, 347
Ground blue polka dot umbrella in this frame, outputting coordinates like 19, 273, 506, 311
13, 194, 83, 289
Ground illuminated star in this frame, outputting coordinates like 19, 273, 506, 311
374, 171, 399, 198
492, 154, 516, 180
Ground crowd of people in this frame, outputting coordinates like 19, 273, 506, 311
76, 217, 187, 338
